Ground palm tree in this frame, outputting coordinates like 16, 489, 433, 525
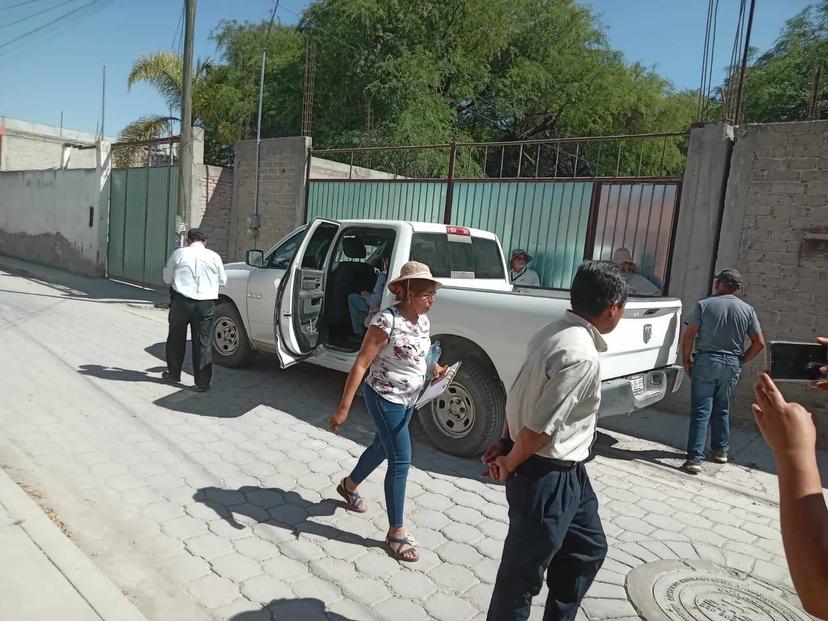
116, 52, 213, 166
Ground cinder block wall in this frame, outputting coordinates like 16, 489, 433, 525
717, 120, 828, 436
230, 137, 310, 261
193, 165, 233, 261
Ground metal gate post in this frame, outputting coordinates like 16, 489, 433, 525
443, 142, 457, 225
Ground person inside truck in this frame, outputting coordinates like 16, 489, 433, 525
328, 261, 446, 563
612, 247, 661, 296
510, 249, 541, 287
346, 251, 391, 340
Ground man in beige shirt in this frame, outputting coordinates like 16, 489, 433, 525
483, 261, 628, 621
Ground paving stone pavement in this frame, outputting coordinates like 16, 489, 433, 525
0, 261, 815, 620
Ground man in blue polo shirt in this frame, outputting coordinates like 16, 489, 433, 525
681, 269, 765, 473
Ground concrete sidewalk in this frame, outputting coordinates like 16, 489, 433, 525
0, 467, 148, 621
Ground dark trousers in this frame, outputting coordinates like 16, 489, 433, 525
488, 459, 607, 621
165, 293, 216, 388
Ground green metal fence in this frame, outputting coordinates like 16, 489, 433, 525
107, 166, 178, 286
306, 178, 593, 289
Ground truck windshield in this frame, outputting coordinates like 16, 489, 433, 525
410, 233, 505, 279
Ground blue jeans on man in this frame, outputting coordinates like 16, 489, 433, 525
347, 292, 370, 335
686, 352, 741, 463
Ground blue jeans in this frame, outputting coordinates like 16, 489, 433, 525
686, 353, 741, 463
347, 292, 370, 335
349, 384, 413, 528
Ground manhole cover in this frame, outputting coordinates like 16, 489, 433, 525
626, 559, 810, 621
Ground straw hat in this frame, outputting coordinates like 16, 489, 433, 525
612, 248, 634, 264
387, 261, 443, 291
510, 248, 533, 262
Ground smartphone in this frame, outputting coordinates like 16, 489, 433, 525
767, 341, 828, 382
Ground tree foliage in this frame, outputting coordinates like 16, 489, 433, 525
740, 0, 828, 123
123, 0, 699, 170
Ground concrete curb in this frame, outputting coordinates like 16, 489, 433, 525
0, 468, 149, 621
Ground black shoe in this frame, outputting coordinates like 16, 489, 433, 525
162, 371, 180, 383
192, 385, 210, 393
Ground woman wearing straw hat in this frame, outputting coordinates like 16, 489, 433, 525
328, 261, 445, 562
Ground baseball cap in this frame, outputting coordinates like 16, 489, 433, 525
715, 268, 743, 289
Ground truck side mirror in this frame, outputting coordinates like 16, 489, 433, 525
246, 249, 264, 268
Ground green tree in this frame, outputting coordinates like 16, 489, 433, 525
116, 52, 216, 165
740, 1, 827, 122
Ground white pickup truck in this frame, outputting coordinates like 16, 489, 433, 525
214, 218, 683, 457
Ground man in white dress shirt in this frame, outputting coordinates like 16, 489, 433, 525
483, 261, 628, 620
162, 229, 227, 391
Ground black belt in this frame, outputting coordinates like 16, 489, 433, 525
500, 439, 578, 475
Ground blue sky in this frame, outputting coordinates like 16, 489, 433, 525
0, 0, 813, 137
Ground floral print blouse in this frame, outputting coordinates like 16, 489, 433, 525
367, 306, 431, 408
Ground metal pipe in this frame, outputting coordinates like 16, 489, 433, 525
517, 144, 524, 178
573, 143, 580, 179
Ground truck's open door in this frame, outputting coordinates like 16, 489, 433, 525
273, 219, 340, 368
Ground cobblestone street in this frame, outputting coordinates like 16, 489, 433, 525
0, 260, 818, 620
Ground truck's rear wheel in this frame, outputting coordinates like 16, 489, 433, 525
420, 360, 505, 457
213, 301, 255, 368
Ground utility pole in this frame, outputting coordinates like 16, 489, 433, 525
251, 1, 280, 246
178, 0, 196, 240
100, 66, 106, 139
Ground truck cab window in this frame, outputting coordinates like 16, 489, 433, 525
266, 229, 306, 269
410, 233, 505, 280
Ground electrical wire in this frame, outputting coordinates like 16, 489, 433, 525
170, 2, 183, 52
0, 0, 44, 10
0, 0, 82, 31
0, 0, 110, 53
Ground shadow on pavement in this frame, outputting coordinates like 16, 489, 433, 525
593, 431, 686, 466
194, 486, 386, 553
78, 364, 170, 385
230, 598, 354, 620
0, 256, 167, 306
143, 342, 488, 480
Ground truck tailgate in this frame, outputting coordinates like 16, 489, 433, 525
600, 298, 682, 381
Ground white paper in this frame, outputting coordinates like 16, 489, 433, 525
415, 362, 462, 410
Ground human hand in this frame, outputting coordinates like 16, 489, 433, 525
329, 406, 349, 433
753, 373, 816, 463
481, 439, 509, 465
430, 363, 448, 385
491, 455, 514, 482
360, 291, 370, 299
809, 337, 828, 393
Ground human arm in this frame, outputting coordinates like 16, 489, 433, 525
682, 324, 699, 377
753, 373, 828, 617
162, 250, 177, 285
366, 272, 388, 309
740, 330, 765, 366
217, 256, 227, 287
810, 337, 828, 393
528, 270, 541, 287
328, 326, 388, 432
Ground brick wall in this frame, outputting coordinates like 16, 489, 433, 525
192, 165, 233, 261
230, 136, 310, 261
717, 120, 828, 436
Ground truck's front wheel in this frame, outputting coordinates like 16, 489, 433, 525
213, 301, 255, 368
420, 360, 505, 457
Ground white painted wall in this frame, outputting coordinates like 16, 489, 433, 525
0, 165, 110, 275
0, 116, 112, 171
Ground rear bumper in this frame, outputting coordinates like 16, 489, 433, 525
598, 365, 684, 417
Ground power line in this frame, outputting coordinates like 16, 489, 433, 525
170, 3, 183, 51
0, 0, 82, 31
0, 0, 44, 10
0, 0, 110, 53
